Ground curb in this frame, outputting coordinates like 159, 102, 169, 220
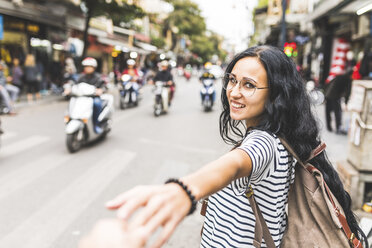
14, 95, 65, 110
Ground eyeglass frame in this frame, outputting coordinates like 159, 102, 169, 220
223, 73, 269, 97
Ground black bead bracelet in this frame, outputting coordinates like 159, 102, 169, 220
165, 178, 197, 215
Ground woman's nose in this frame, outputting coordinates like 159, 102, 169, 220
230, 83, 242, 97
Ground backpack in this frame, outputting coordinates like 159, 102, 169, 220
247, 138, 363, 248
200, 138, 363, 248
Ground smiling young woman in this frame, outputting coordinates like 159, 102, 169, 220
79, 45, 368, 248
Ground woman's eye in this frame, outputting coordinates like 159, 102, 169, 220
243, 81, 255, 89
229, 77, 237, 84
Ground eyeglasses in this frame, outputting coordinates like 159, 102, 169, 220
223, 73, 269, 97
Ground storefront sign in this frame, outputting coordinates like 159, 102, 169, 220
0, 15, 3, 40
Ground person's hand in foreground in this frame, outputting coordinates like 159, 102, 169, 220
105, 183, 192, 248
78, 218, 146, 248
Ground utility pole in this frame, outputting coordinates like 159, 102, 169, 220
278, 0, 287, 49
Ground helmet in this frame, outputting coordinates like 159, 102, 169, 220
204, 62, 212, 70
82, 57, 97, 68
160, 60, 169, 67
127, 59, 135, 66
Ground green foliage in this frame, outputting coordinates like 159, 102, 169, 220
257, 0, 268, 8
151, 36, 166, 48
166, 0, 206, 37
82, 0, 145, 24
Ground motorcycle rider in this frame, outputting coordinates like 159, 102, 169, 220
149, 60, 175, 106
199, 62, 216, 105
65, 57, 105, 133
122, 59, 140, 98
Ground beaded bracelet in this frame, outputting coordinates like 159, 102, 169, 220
165, 178, 197, 215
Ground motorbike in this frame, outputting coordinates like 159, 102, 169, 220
200, 78, 216, 112
153, 81, 169, 117
64, 83, 114, 153
119, 74, 139, 109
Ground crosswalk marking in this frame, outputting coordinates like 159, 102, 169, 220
0, 131, 17, 141
0, 135, 50, 157
0, 149, 136, 248
0, 153, 72, 200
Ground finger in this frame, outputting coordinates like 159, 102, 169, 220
129, 196, 165, 228
106, 186, 147, 209
117, 196, 149, 220
150, 219, 179, 248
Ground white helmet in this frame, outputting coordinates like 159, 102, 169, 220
127, 59, 136, 66
160, 60, 169, 67
82, 57, 97, 68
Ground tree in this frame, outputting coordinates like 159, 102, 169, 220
165, 0, 206, 38
80, 0, 145, 58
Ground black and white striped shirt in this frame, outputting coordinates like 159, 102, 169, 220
201, 130, 295, 248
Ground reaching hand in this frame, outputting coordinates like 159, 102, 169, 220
78, 219, 146, 248
105, 183, 192, 248
96, 88, 103, 96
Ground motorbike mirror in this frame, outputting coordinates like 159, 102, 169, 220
121, 74, 132, 82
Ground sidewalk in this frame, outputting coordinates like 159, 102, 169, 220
13, 92, 65, 110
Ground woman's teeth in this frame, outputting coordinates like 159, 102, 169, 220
231, 102, 245, 108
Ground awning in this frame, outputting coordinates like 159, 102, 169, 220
307, 0, 345, 21
97, 36, 129, 48
340, 0, 372, 14
135, 41, 157, 52
0, 0, 65, 28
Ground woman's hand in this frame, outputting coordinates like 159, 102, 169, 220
105, 183, 192, 248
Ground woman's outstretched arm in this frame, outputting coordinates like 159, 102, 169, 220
102, 149, 252, 248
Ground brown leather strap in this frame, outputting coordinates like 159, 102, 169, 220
246, 188, 276, 248
306, 142, 326, 162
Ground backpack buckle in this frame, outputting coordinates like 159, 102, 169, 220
246, 185, 254, 198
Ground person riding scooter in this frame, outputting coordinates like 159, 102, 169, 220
149, 60, 175, 106
199, 62, 216, 108
65, 57, 105, 133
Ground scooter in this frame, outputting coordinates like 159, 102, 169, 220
153, 81, 169, 117
119, 74, 139, 109
200, 78, 216, 112
64, 83, 114, 153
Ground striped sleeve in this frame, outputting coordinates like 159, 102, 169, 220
232, 131, 275, 195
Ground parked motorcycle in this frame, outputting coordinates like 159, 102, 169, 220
64, 83, 114, 153
200, 78, 216, 112
153, 81, 169, 117
119, 74, 139, 109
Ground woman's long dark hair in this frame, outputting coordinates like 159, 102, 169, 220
220, 45, 368, 245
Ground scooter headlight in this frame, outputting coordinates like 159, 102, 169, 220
207, 87, 214, 94
201, 88, 207, 94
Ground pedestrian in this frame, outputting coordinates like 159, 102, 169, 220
0, 61, 17, 115
79, 45, 367, 248
324, 69, 353, 135
24, 54, 41, 103
10, 58, 24, 92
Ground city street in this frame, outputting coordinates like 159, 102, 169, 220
0, 75, 350, 248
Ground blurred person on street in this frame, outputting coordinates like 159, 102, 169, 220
79, 46, 367, 248
199, 62, 216, 105
122, 59, 141, 94
24, 54, 41, 103
10, 58, 23, 92
67, 57, 106, 133
0, 61, 17, 115
148, 60, 175, 106
324, 70, 353, 135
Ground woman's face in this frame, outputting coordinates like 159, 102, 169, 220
227, 57, 269, 127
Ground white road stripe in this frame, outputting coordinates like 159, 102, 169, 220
1, 131, 17, 141
0, 135, 50, 157
0, 153, 72, 200
0, 149, 136, 248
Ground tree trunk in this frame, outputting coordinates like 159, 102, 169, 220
82, 11, 92, 59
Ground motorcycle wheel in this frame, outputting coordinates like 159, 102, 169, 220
120, 97, 126, 110
66, 132, 82, 153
